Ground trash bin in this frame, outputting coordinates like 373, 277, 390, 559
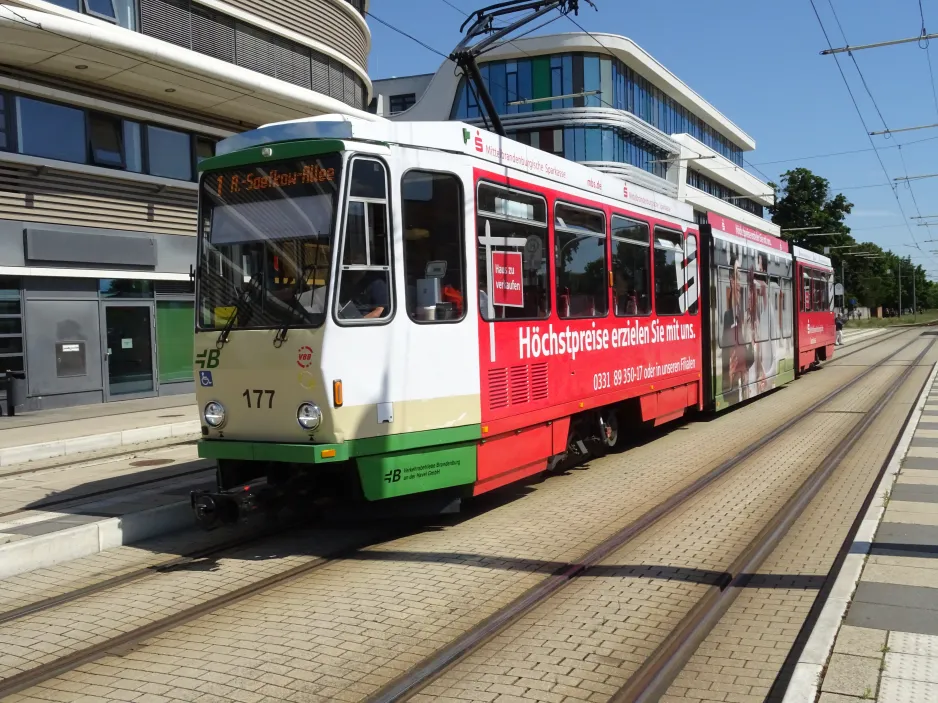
2, 371, 26, 416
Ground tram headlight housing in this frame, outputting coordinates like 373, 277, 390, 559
203, 401, 226, 428
297, 402, 322, 431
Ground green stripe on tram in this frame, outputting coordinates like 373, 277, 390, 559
197, 138, 347, 173
198, 423, 482, 464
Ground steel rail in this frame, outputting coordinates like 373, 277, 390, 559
0, 521, 413, 699
0, 333, 924, 699
610, 336, 936, 703
364, 334, 925, 703
0, 464, 213, 521
0, 524, 285, 627
825, 327, 909, 364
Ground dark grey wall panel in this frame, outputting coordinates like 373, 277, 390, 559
25, 229, 157, 267
0, 221, 196, 274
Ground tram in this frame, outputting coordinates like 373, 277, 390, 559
189, 115, 833, 527
792, 245, 836, 374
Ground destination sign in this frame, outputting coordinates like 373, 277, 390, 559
205, 153, 342, 202
213, 164, 335, 197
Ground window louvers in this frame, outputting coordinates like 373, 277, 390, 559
139, 0, 192, 50
137, 0, 364, 108
274, 39, 312, 90
311, 54, 330, 94
191, 6, 235, 63
328, 60, 344, 101
235, 23, 278, 78
344, 70, 358, 109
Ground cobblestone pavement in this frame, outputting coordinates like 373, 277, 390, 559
0, 331, 925, 703
409, 341, 932, 703
659, 346, 934, 702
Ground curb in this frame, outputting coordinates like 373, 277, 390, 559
781, 360, 938, 703
0, 499, 193, 581
0, 420, 201, 467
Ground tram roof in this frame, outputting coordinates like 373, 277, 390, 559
212, 114, 694, 224
792, 245, 833, 269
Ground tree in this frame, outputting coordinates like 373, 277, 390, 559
769, 167, 862, 306
767, 166, 937, 313
769, 167, 853, 250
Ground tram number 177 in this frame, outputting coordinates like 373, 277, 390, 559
242, 389, 275, 409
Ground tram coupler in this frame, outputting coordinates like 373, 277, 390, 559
190, 478, 282, 529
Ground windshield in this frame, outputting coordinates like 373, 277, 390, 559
197, 153, 342, 331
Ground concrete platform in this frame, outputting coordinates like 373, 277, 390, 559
0, 442, 213, 579
0, 394, 198, 468
785, 362, 938, 703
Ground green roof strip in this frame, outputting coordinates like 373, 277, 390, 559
197, 139, 347, 173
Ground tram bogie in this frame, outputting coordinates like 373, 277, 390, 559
189, 115, 835, 527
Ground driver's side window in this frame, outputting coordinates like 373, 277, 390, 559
336, 158, 393, 323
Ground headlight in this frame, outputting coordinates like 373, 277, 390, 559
297, 402, 322, 431
203, 401, 226, 428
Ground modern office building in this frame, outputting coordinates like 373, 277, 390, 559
0, 0, 373, 409
373, 32, 776, 232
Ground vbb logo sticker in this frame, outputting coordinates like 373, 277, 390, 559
297, 346, 313, 369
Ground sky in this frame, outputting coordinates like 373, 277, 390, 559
367, 0, 938, 277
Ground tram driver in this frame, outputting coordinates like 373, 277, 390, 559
338, 268, 390, 320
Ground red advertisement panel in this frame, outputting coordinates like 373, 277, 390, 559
491, 251, 524, 307
707, 213, 789, 253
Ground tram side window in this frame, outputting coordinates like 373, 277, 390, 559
337, 158, 392, 322
654, 227, 684, 315
809, 271, 827, 312
802, 271, 811, 312
685, 234, 698, 315
755, 273, 769, 342
782, 277, 793, 338
555, 202, 607, 319
717, 267, 734, 348
769, 276, 780, 340
611, 215, 651, 316
477, 183, 549, 320
401, 171, 465, 322
737, 269, 752, 344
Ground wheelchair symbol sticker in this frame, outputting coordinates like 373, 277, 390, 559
199, 371, 214, 387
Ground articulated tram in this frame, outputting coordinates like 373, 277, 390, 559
190, 115, 834, 527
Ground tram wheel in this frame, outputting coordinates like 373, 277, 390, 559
599, 410, 620, 450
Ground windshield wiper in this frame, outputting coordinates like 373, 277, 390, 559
273, 264, 322, 348
216, 271, 263, 349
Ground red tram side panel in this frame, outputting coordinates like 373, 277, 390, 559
473, 168, 703, 494
793, 245, 835, 375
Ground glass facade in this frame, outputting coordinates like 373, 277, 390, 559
451, 52, 745, 167
687, 168, 764, 218
2, 91, 216, 182
509, 126, 668, 179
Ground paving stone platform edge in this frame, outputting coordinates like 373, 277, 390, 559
0, 420, 201, 467
781, 360, 938, 703
0, 500, 192, 580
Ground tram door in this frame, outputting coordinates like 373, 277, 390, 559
324, 150, 479, 438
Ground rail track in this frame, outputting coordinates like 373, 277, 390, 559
0, 330, 926, 701
0, 463, 212, 521
361, 333, 933, 703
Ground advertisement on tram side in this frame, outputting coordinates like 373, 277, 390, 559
707, 215, 796, 411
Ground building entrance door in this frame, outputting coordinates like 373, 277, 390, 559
101, 301, 157, 400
